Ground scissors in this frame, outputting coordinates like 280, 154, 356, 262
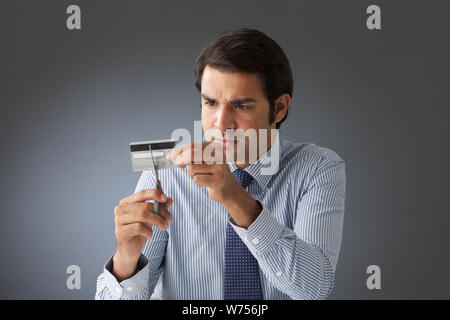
148, 144, 167, 216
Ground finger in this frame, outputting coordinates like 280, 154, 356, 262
202, 141, 226, 164
193, 173, 215, 187
114, 201, 153, 216
119, 189, 168, 205
166, 197, 174, 208
159, 197, 174, 210
116, 223, 153, 241
115, 196, 174, 225
174, 154, 188, 168
174, 147, 201, 167
116, 209, 170, 231
172, 142, 214, 166
166, 145, 183, 161
158, 201, 174, 223
167, 142, 195, 162
188, 163, 214, 178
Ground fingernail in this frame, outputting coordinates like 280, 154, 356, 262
161, 194, 167, 201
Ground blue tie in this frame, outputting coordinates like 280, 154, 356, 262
224, 169, 263, 300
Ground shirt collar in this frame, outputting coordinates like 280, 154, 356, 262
227, 132, 282, 191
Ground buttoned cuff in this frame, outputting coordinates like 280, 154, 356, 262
229, 203, 284, 255
103, 254, 149, 299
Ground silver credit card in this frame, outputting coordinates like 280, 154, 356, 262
130, 138, 178, 172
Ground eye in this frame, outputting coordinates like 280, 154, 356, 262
204, 100, 217, 107
235, 104, 248, 110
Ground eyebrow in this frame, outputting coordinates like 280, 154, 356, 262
201, 94, 257, 105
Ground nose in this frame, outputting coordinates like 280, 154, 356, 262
214, 105, 235, 131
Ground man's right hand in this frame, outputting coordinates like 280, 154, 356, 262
112, 189, 173, 281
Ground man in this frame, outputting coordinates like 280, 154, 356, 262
95, 28, 346, 300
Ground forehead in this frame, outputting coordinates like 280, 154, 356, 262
201, 65, 265, 100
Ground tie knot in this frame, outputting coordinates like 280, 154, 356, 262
232, 169, 254, 189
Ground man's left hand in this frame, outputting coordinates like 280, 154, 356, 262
166, 141, 262, 228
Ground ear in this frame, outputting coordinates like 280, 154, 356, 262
273, 93, 291, 123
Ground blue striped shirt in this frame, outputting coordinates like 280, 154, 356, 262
95, 139, 346, 300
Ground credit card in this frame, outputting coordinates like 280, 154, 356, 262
129, 138, 178, 172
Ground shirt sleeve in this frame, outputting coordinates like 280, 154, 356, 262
94, 254, 153, 300
95, 170, 168, 300
230, 155, 346, 300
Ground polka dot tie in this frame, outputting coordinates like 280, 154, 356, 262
224, 169, 263, 300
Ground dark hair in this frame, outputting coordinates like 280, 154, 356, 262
194, 28, 293, 129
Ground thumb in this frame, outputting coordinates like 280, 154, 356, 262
166, 197, 174, 208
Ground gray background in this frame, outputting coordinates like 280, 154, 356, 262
1, 0, 449, 299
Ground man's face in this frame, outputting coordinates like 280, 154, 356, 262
200, 65, 276, 166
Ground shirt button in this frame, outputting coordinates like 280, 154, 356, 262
126, 286, 133, 292
251, 238, 259, 245
276, 271, 282, 277
115, 286, 123, 294
243, 236, 248, 241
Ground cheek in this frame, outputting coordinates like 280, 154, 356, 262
239, 113, 261, 129
200, 106, 207, 118
201, 110, 215, 134
257, 106, 272, 127
202, 106, 220, 123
